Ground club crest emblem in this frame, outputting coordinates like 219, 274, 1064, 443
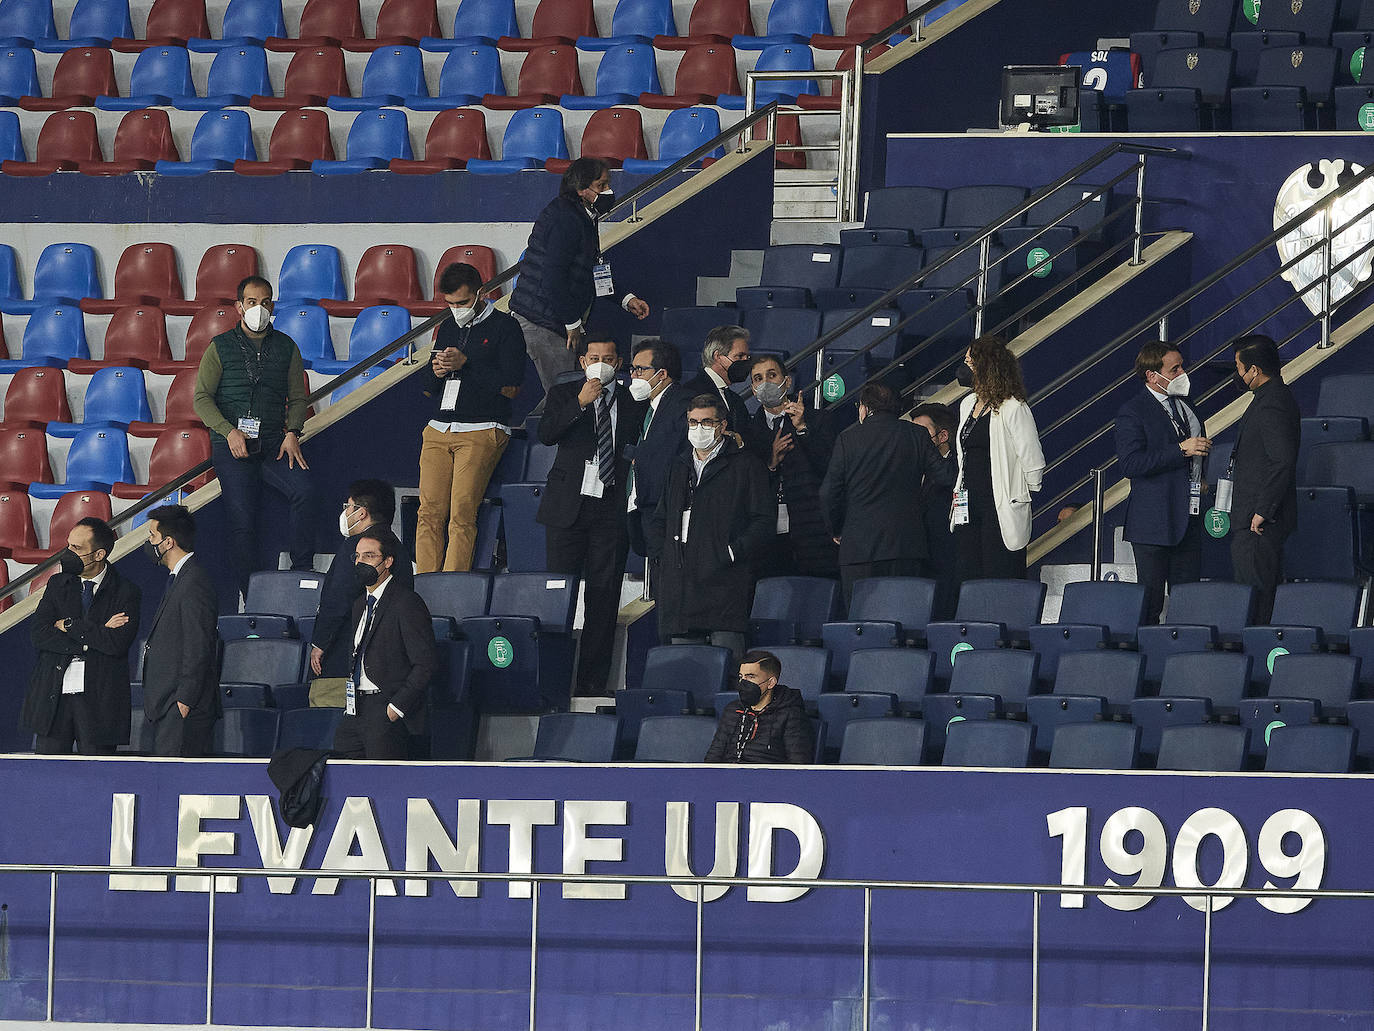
1291, 50, 1304, 69
1187, 52, 1199, 70
1274, 159, 1374, 316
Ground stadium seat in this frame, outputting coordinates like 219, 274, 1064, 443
188, 0, 284, 50
733, 0, 831, 48
405, 44, 502, 107
96, 45, 196, 108
1317, 373, 1374, 426
1265, 723, 1357, 773
937, 646, 1039, 718
1305, 439, 1374, 501
414, 571, 491, 620
926, 578, 1046, 682
660, 304, 739, 356
498, 0, 595, 50
821, 577, 934, 678
277, 245, 345, 305
0, 46, 39, 104
353, 0, 442, 50
736, 245, 843, 310
942, 719, 1033, 768
1041, 645, 1143, 712
49, 366, 150, 431
0, 111, 23, 163
583, 0, 675, 49
222, 638, 308, 688
155, 244, 258, 317
266, 0, 361, 49
717, 43, 818, 108
0, 490, 38, 555
1149, 0, 1232, 45
1242, 581, 1361, 686
0, 305, 90, 370
1155, 724, 1248, 772
329, 366, 384, 402
77, 107, 179, 175
80, 243, 182, 315
236, 109, 336, 172
2, 243, 101, 315
1290, 485, 1366, 582
811, 0, 905, 47
38, 0, 132, 51
327, 44, 425, 108
817, 691, 897, 759
633, 714, 716, 761
423, 245, 501, 306
271, 682, 311, 711
0, 427, 53, 487
0, 248, 19, 312
245, 570, 325, 617
322, 245, 422, 317
1228, 29, 1301, 87
419, 0, 515, 48
277, 706, 343, 749
815, 246, 925, 310
312, 108, 413, 173
156, 109, 257, 175
219, 681, 273, 708
837, 717, 925, 765
29, 426, 132, 497
640, 43, 738, 107
251, 45, 348, 107
311, 305, 410, 372
4, 366, 71, 426
1268, 652, 1360, 718
272, 303, 335, 366
847, 186, 946, 247
608, 687, 690, 756
1125, 47, 1235, 130
749, 575, 841, 646
546, 106, 646, 174
460, 571, 579, 712
390, 107, 492, 171
1230, 45, 1338, 130
563, 43, 660, 108
622, 105, 722, 173
844, 648, 933, 716
656, 0, 752, 48
1049, 722, 1140, 771
176, 44, 271, 108
1157, 580, 1253, 645
112, 0, 208, 49
1240, 695, 1319, 761
482, 46, 581, 109
1297, 416, 1368, 483
148, 301, 236, 374
642, 643, 731, 710
739, 306, 817, 355
218, 612, 297, 640
466, 106, 568, 173
112, 424, 212, 495
1028, 579, 1147, 681
9, 488, 110, 564
1129, 662, 1235, 759
0, 0, 56, 47
213, 708, 281, 757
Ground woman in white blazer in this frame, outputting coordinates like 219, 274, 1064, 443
950, 336, 1046, 578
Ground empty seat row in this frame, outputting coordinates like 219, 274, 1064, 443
0, 424, 211, 498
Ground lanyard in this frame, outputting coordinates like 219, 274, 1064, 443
235, 328, 266, 394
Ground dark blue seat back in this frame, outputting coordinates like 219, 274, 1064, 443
1162, 580, 1253, 640
634, 714, 717, 761
213, 707, 280, 756
642, 644, 732, 710
1265, 724, 1357, 773
845, 648, 933, 713
1160, 651, 1251, 710
1269, 652, 1359, 712
221, 638, 308, 686
413, 571, 491, 621
954, 578, 1046, 636
740, 306, 820, 354
531, 712, 618, 761
1149, 46, 1235, 105
1317, 373, 1374, 426
864, 186, 945, 233
750, 576, 841, 643
245, 570, 325, 617
277, 706, 344, 750
1152, 0, 1233, 45
942, 719, 1033, 768
838, 717, 926, 765
941, 184, 1029, 229
768, 645, 831, 707
488, 571, 579, 632
1053, 649, 1144, 710
1156, 724, 1248, 771
1049, 722, 1140, 770
1057, 579, 1148, 642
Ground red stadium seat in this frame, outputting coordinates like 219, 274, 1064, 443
70, 305, 172, 372
389, 107, 490, 172
10, 489, 112, 564
250, 47, 348, 109
640, 43, 738, 107
0, 561, 11, 610
655, 0, 752, 48
162, 243, 259, 316
2, 110, 102, 175
0, 427, 54, 488
79, 108, 179, 176
811, 0, 905, 48
545, 106, 645, 173
351, 0, 442, 50
322, 244, 423, 316
0, 491, 38, 557
266, 0, 363, 50
80, 243, 184, 314
234, 110, 335, 173
483, 46, 581, 109
129, 368, 197, 434
499, 0, 596, 50
754, 111, 804, 168
148, 301, 236, 374
112, 0, 210, 50
411, 244, 500, 314
26, 563, 60, 596
4, 367, 72, 427
113, 425, 212, 497
19, 47, 118, 111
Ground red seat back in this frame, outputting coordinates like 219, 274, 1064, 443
111, 109, 180, 164
148, 426, 212, 490
842, 0, 905, 37
267, 109, 336, 162
111, 242, 183, 303
103, 305, 172, 364
47, 490, 113, 550
297, 0, 364, 40
375, 0, 441, 40
0, 427, 54, 485
578, 106, 647, 163
685, 0, 752, 38
192, 244, 259, 303
50, 47, 118, 100
144, 0, 210, 42
0, 492, 38, 551
434, 245, 499, 297
754, 112, 804, 168
423, 108, 491, 161
5, 367, 72, 425
674, 44, 740, 96
184, 303, 239, 366
352, 244, 423, 304
281, 47, 349, 103
36, 111, 103, 165
516, 46, 581, 97
163, 369, 198, 424
529, 0, 595, 41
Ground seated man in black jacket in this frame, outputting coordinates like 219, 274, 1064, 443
704, 650, 813, 763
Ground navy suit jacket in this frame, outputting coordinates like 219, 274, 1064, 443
312, 530, 414, 679
1115, 389, 1205, 547
627, 381, 690, 514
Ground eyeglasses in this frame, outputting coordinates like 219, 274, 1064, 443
629, 364, 657, 375
687, 418, 721, 428
356, 552, 383, 562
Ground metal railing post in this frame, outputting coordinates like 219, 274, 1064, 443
1090, 466, 1106, 581
528, 881, 540, 1031
1132, 157, 1147, 265
1202, 895, 1213, 1031
847, 44, 866, 222
365, 876, 377, 1030
205, 875, 216, 1026
45, 872, 56, 1021
1031, 891, 1041, 1031
974, 237, 991, 337
834, 72, 851, 223
861, 887, 872, 1031
694, 884, 704, 1031
813, 350, 825, 407
1321, 214, 1334, 348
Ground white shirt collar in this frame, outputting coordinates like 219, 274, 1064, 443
366, 572, 393, 602
170, 552, 193, 576
81, 564, 109, 591
705, 367, 729, 392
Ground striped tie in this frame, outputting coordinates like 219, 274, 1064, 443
596, 396, 614, 486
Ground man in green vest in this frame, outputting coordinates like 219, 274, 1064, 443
192, 275, 314, 602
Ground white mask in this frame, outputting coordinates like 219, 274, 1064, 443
584, 361, 616, 385
451, 304, 476, 328
687, 424, 718, 450
339, 509, 357, 537
628, 377, 654, 402
1164, 370, 1190, 398
242, 303, 271, 333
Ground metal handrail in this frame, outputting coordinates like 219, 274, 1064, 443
860, 0, 967, 54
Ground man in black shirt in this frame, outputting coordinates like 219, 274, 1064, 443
704, 650, 812, 763
418, 262, 526, 573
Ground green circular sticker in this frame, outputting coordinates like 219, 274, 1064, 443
950, 642, 973, 665
1243, 0, 1260, 24
1360, 102, 1374, 131
1267, 647, 1289, 674
1027, 246, 1053, 278
487, 636, 514, 668
822, 374, 845, 401
1264, 720, 1285, 746
1352, 47, 1366, 83
1204, 508, 1230, 538
1047, 122, 1081, 134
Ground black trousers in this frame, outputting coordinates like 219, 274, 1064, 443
332, 693, 409, 759
1132, 514, 1203, 624
545, 495, 630, 695
152, 706, 214, 757
840, 557, 926, 610
954, 504, 1027, 582
1232, 523, 1287, 625
34, 693, 115, 755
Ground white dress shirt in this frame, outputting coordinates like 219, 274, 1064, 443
61, 565, 108, 695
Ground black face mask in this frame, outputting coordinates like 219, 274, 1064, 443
727, 359, 751, 385
58, 548, 85, 576
955, 364, 975, 388
354, 562, 380, 589
144, 538, 166, 565
593, 191, 616, 216
1236, 368, 1252, 392
737, 676, 763, 708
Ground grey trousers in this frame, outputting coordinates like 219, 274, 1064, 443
514, 313, 578, 391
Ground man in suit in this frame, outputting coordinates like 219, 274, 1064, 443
332, 526, 437, 760
625, 338, 690, 563
1229, 334, 1301, 624
682, 325, 752, 436
910, 402, 960, 620
1115, 343, 1213, 624
141, 504, 220, 757
742, 355, 838, 579
536, 334, 645, 695
23, 517, 141, 754
309, 478, 414, 679
820, 384, 956, 606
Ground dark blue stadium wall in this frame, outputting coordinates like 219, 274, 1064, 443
0, 153, 775, 751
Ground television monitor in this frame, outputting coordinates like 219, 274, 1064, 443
1000, 65, 1080, 130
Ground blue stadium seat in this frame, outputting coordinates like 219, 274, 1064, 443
1155, 724, 1247, 772
0, 305, 90, 371
1349, 626, 1374, 694
940, 184, 1030, 233
736, 245, 843, 310
466, 107, 568, 173
1242, 581, 1360, 685
1297, 417, 1368, 483
1317, 373, 1374, 426
0, 112, 23, 164
460, 571, 579, 712
277, 706, 344, 750
920, 244, 1007, 295
407, 44, 503, 108
622, 105, 723, 174
175, 45, 270, 108
1049, 722, 1140, 770
1136, 623, 1216, 685
1227, 31, 1304, 89
188, 0, 285, 49
926, 578, 1046, 683
718, 43, 818, 108
1028, 579, 1147, 682
1304, 440, 1374, 502
733, 0, 831, 48
0, 46, 39, 103
894, 288, 974, 349
748, 575, 841, 646
39, 0, 132, 50
634, 714, 717, 761
563, 43, 661, 108
1124, 47, 1235, 130
1160, 579, 1253, 644
495, 481, 544, 571
1335, 81, 1374, 128
277, 245, 346, 304
1158, 650, 1251, 714
942, 719, 1033, 768
581, 0, 676, 48
739, 306, 817, 357
221, 637, 308, 686
219, 681, 272, 708
823, 576, 935, 666
523, 712, 618, 761
1267, 652, 1360, 717
660, 303, 739, 360
47, 366, 150, 434
838, 717, 926, 765
156, 109, 257, 174
1265, 723, 1357, 773
213, 707, 280, 756
1149, 0, 1233, 45
642, 643, 732, 711
421, 0, 517, 48
3, 243, 102, 315
1230, 45, 1339, 130
816, 691, 896, 759
766, 644, 830, 710
815, 247, 924, 310
271, 303, 335, 367
0, 0, 57, 47
328, 45, 426, 110
245, 570, 325, 617
610, 687, 691, 756
1240, 696, 1319, 761
848, 186, 945, 245
96, 45, 196, 109
844, 648, 933, 716
312, 109, 414, 173
413, 571, 491, 621
1128, 29, 1203, 84
25, 427, 128, 498
329, 367, 384, 403
310, 305, 411, 373
218, 613, 297, 640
